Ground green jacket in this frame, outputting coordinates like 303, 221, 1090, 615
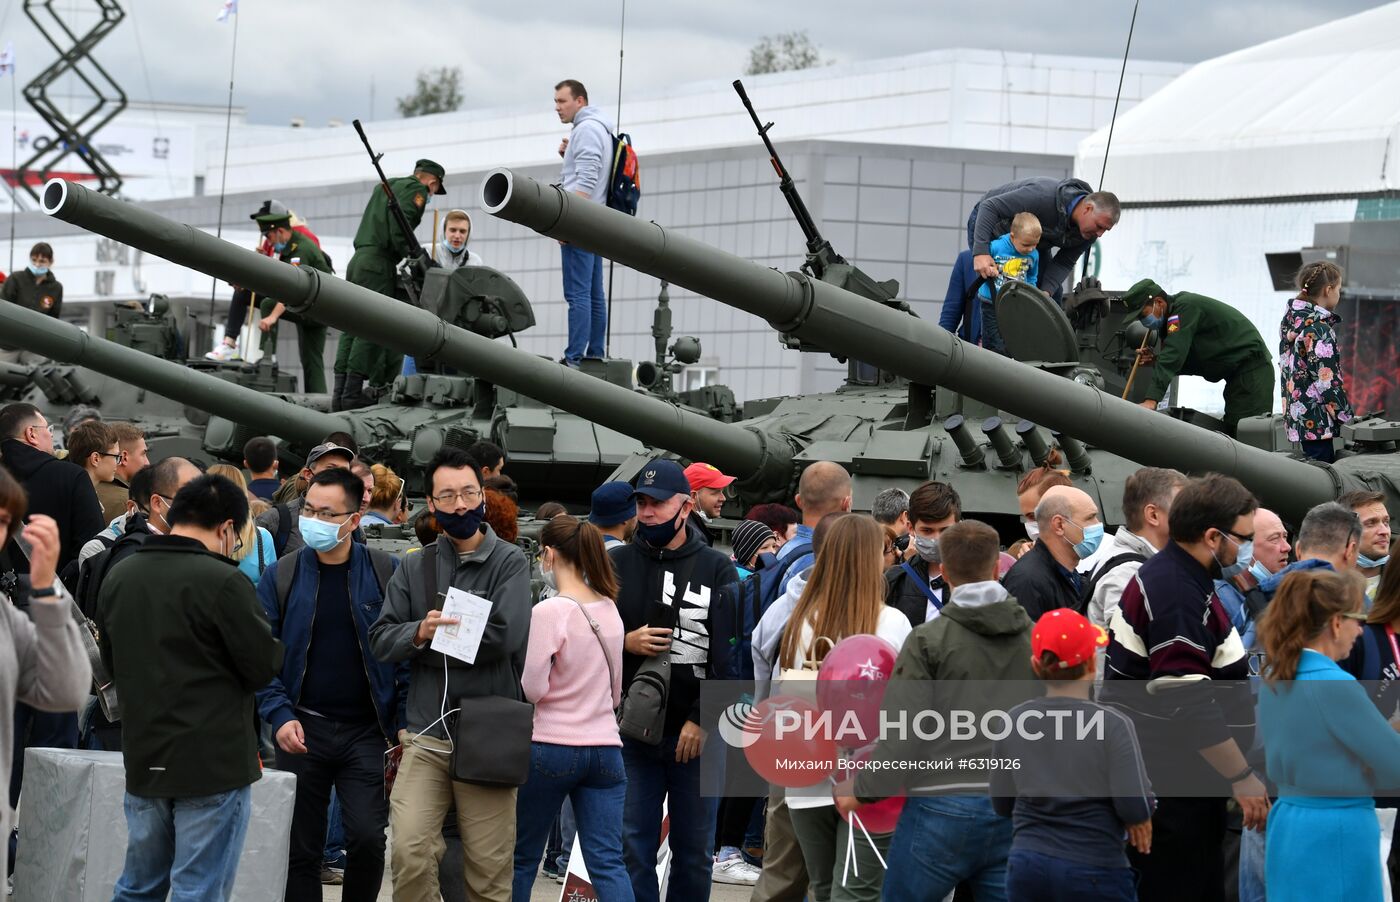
1146, 292, 1271, 402
96, 535, 284, 798
279, 231, 332, 274
855, 583, 1033, 800
0, 269, 63, 318
352, 175, 430, 260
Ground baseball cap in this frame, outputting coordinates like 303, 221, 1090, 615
731, 519, 775, 567
684, 462, 736, 492
305, 442, 356, 469
589, 481, 637, 527
1031, 608, 1108, 669
633, 459, 690, 501
250, 199, 289, 221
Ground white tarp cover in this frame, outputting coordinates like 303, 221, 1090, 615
13, 749, 294, 902
1077, 2, 1400, 202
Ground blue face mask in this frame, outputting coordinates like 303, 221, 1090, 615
298, 515, 351, 553
1249, 560, 1272, 583
1066, 519, 1104, 559
1217, 535, 1254, 580
1359, 553, 1390, 569
272, 240, 288, 253
27, 264, 48, 276
1142, 313, 1161, 329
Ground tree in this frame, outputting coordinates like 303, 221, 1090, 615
396, 66, 464, 118
745, 31, 828, 76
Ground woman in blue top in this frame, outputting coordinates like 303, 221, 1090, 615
1257, 568, 1400, 901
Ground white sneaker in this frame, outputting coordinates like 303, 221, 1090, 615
204, 342, 240, 362
712, 857, 760, 885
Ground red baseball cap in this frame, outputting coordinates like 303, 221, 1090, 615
683, 462, 735, 491
1031, 608, 1108, 669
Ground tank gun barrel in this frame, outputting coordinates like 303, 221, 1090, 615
0, 300, 349, 447
481, 169, 1340, 521
40, 180, 783, 486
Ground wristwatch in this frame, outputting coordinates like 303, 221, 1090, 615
29, 585, 57, 598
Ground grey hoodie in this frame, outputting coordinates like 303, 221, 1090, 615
560, 105, 614, 204
435, 236, 485, 271
752, 566, 809, 701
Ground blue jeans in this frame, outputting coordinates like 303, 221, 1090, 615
112, 786, 252, 902
1005, 848, 1135, 901
561, 244, 607, 364
880, 795, 1011, 902
513, 742, 633, 902
1239, 826, 1266, 902
621, 734, 719, 902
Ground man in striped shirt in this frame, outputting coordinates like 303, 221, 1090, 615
1100, 474, 1269, 902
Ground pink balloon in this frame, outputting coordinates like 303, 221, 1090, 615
817, 635, 899, 747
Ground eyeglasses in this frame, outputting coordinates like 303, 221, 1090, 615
1218, 528, 1254, 544
98, 452, 122, 461
432, 488, 482, 505
302, 506, 356, 522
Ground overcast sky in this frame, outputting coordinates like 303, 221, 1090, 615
0, 0, 1389, 127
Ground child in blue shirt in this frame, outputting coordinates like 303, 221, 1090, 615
979, 211, 1041, 353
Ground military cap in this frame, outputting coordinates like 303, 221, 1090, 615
414, 159, 448, 195
1119, 278, 1167, 326
254, 212, 292, 232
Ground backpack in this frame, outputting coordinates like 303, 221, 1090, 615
710, 541, 812, 682
1084, 552, 1148, 614
75, 530, 150, 619
274, 546, 395, 615
272, 504, 294, 558
606, 132, 640, 216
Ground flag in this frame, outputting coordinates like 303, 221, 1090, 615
0, 43, 15, 78
215, 0, 237, 23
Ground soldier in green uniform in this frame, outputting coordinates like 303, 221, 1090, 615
333, 158, 445, 410
254, 213, 331, 393
1121, 277, 1275, 437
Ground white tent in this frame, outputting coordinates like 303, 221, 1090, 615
1077, 1, 1400, 202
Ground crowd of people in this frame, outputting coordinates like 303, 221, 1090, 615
0, 389, 1398, 902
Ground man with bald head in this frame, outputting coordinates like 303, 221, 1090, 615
1003, 485, 1102, 619
776, 461, 852, 592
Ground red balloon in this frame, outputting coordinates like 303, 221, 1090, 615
816, 635, 899, 747
742, 695, 837, 788
833, 744, 906, 834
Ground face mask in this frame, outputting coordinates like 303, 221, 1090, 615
299, 516, 349, 553
1024, 520, 1040, 541
911, 534, 941, 564
1359, 553, 1390, 570
434, 503, 486, 540
637, 507, 686, 549
540, 560, 558, 592
1142, 314, 1161, 329
27, 264, 48, 276
443, 240, 465, 256
272, 240, 288, 253
1249, 560, 1272, 583
1066, 519, 1104, 559
1217, 536, 1254, 580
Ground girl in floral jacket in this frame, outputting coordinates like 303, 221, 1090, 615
1279, 261, 1353, 462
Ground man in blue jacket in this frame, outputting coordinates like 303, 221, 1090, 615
554, 78, 615, 366
256, 467, 405, 902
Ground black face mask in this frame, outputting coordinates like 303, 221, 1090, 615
637, 507, 686, 549
434, 503, 486, 540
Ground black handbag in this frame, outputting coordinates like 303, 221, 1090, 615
419, 544, 535, 786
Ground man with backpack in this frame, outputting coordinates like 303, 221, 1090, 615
1087, 467, 1187, 647
255, 467, 404, 902
554, 78, 615, 367
256, 441, 357, 558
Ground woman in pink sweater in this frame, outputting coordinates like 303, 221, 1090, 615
511, 516, 632, 902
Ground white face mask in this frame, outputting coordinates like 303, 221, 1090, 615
540, 550, 558, 591
1024, 520, 1040, 541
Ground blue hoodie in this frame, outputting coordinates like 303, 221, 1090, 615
560, 105, 614, 204
1216, 558, 1334, 652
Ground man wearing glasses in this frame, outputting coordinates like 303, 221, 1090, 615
369, 447, 530, 902
257, 441, 358, 559
257, 467, 403, 902
0, 403, 103, 570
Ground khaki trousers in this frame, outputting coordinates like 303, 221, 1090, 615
751, 788, 810, 902
389, 733, 516, 902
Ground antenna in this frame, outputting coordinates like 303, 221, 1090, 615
1082, 0, 1140, 280
605, 0, 626, 354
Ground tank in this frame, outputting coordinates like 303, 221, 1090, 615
39, 176, 1400, 527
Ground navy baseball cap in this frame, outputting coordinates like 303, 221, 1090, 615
590, 481, 637, 527
632, 459, 690, 501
